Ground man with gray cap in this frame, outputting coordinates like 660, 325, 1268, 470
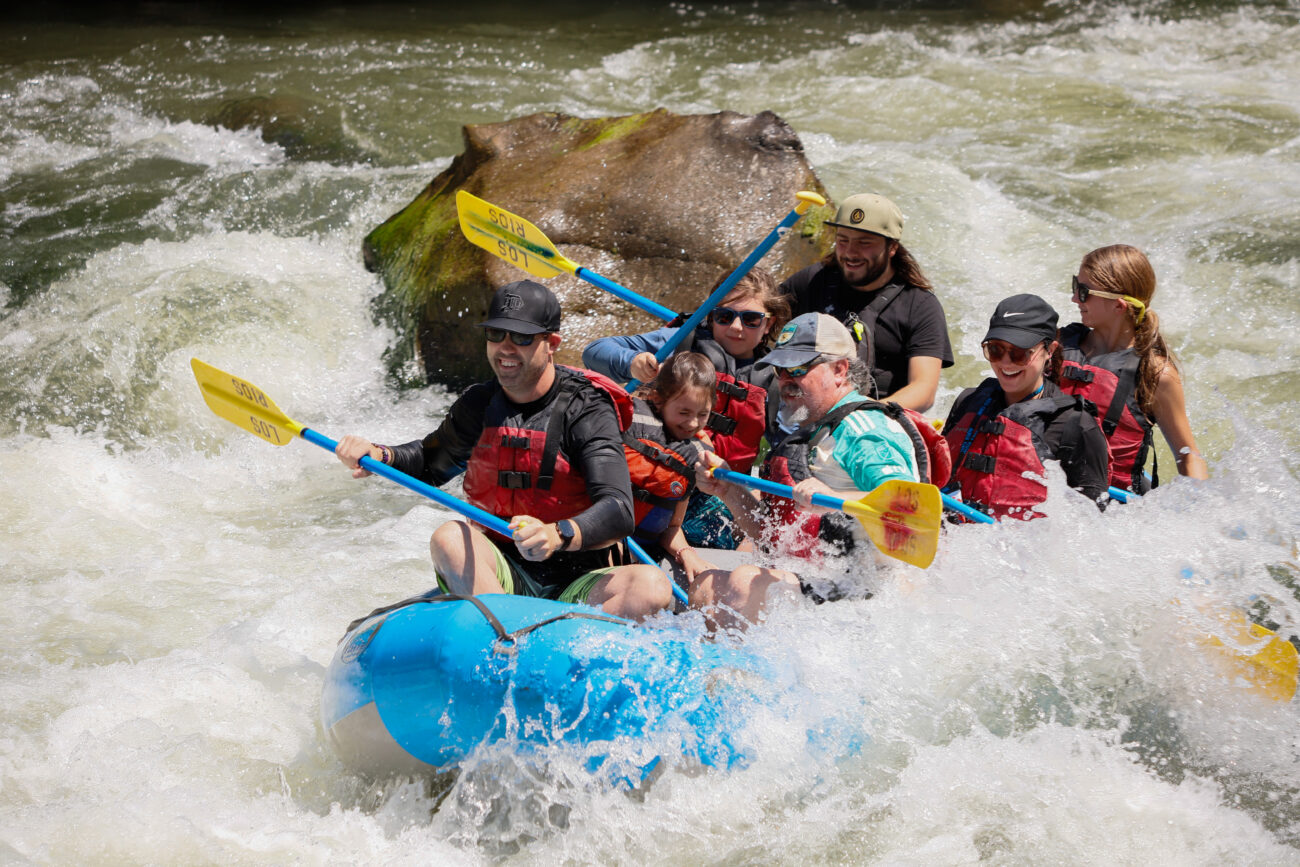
780, 192, 953, 413
690, 313, 931, 629
335, 280, 673, 620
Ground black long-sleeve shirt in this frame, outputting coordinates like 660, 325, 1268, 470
387, 367, 635, 548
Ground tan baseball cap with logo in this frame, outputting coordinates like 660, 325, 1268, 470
825, 193, 903, 240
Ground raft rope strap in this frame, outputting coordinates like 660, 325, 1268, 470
341, 591, 627, 650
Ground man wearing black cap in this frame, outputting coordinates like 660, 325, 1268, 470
780, 192, 953, 413
336, 280, 673, 619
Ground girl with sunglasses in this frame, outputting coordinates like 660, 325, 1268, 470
1059, 245, 1207, 492
942, 294, 1111, 520
582, 269, 791, 547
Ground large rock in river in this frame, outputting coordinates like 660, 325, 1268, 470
363, 108, 834, 387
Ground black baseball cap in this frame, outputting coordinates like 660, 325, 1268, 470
478, 280, 562, 334
983, 294, 1059, 349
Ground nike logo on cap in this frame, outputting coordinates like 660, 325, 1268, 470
1002, 311, 1026, 317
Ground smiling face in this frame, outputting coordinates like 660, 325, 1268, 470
659, 385, 713, 441
709, 291, 773, 360
486, 330, 560, 401
834, 227, 896, 288
986, 339, 1054, 403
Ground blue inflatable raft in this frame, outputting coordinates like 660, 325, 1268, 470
320, 592, 767, 783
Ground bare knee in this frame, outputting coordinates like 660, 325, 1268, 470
587, 565, 673, 621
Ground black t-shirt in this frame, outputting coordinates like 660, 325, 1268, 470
780, 263, 954, 397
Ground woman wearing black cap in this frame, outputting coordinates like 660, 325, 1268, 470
941, 294, 1111, 520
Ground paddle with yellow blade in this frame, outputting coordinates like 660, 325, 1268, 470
190, 358, 689, 606
1174, 568, 1298, 703
709, 467, 942, 569
457, 189, 678, 323
1192, 604, 1298, 702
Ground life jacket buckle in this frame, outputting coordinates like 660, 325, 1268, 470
965, 453, 997, 474
707, 411, 738, 435
498, 471, 531, 489
501, 434, 531, 449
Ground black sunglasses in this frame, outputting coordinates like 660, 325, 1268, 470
1071, 275, 1100, 302
982, 340, 1041, 365
484, 327, 545, 346
711, 307, 768, 329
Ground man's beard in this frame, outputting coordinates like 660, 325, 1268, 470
841, 251, 890, 288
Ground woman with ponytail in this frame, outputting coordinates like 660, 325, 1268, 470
1058, 245, 1208, 493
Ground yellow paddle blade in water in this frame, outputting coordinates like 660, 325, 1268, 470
191, 358, 303, 446
843, 479, 943, 570
1194, 605, 1298, 702
456, 190, 575, 280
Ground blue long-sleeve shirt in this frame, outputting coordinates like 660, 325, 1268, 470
582, 326, 684, 383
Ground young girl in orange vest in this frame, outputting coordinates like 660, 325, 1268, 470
624, 352, 719, 585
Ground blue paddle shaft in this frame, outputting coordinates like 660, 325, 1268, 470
574, 267, 676, 322
625, 204, 806, 391
941, 493, 996, 524
299, 427, 689, 606
711, 466, 848, 511
1108, 486, 1132, 503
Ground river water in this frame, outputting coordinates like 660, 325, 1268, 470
3, 2, 1299, 863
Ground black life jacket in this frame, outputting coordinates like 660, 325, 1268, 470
802, 267, 910, 397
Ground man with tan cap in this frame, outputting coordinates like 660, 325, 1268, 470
690, 313, 927, 629
780, 193, 953, 412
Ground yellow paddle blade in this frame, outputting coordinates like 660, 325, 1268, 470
843, 479, 943, 569
456, 190, 577, 280
1193, 604, 1298, 702
191, 358, 303, 446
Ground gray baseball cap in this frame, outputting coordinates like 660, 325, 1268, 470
756, 313, 856, 369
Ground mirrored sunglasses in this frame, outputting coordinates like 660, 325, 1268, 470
982, 340, 1039, 365
711, 307, 768, 329
484, 327, 544, 346
777, 357, 825, 378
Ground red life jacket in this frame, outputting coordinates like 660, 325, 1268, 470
1057, 324, 1155, 493
623, 397, 711, 537
759, 399, 938, 558
690, 338, 776, 475
462, 366, 633, 540
943, 379, 1097, 521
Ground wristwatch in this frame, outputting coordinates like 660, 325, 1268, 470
556, 519, 577, 552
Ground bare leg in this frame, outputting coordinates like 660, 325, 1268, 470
584, 565, 675, 621
690, 565, 800, 632
429, 520, 507, 595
